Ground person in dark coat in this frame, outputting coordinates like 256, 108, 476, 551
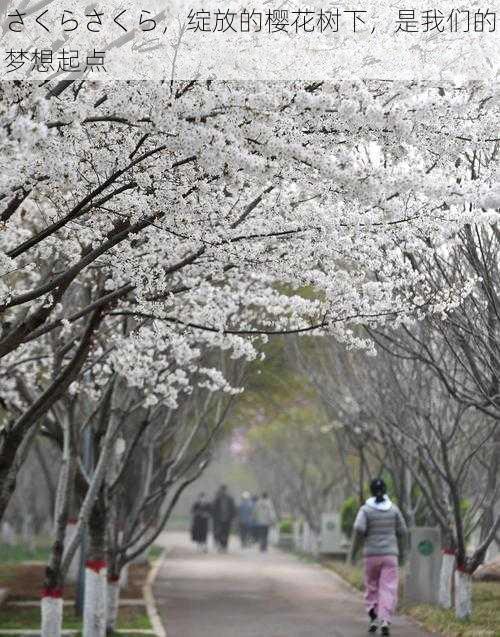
212, 485, 236, 552
191, 492, 211, 552
250, 494, 260, 543
238, 491, 255, 548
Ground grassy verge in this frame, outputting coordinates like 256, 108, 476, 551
322, 558, 364, 591
149, 544, 164, 560
323, 559, 500, 637
405, 583, 500, 637
0, 542, 51, 564
0, 604, 151, 632
0, 542, 163, 634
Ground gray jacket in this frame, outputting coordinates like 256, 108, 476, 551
353, 497, 408, 558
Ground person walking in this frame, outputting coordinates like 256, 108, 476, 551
250, 494, 260, 544
254, 492, 277, 552
212, 485, 236, 552
190, 492, 211, 552
351, 478, 408, 636
238, 491, 255, 548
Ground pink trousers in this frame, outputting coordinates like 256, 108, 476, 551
363, 555, 399, 622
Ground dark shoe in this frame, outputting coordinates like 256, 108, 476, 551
381, 621, 390, 636
368, 607, 378, 632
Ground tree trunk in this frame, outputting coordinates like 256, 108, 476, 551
83, 493, 107, 637
454, 569, 472, 620
438, 550, 455, 609
34, 438, 57, 518
0, 310, 102, 523
0, 431, 24, 520
41, 590, 64, 637
65, 518, 81, 582
119, 563, 129, 588
106, 576, 121, 634
83, 562, 107, 637
480, 426, 500, 542
106, 540, 121, 634
358, 446, 365, 506
41, 421, 76, 637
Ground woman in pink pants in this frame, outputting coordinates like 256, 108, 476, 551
351, 479, 408, 636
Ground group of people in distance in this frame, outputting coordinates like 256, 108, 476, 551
190, 485, 277, 553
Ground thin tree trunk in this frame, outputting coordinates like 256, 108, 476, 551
61, 407, 120, 576
0, 429, 26, 519
106, 576, 121, 634
0, 310, 102, 521
83, 491, 107, 637
42, 421, 76, 637
106, 498, 120, 634
83, 563, 108, 637
480, 426, 500, 542
454, 569, 472, 619
41, 594, 64, 637
34, 438, 57, 518
438, 549, 455, 609
404, 466, 416, 527
358, 445, 365, 507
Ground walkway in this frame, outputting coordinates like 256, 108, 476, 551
153, 534, 432, 637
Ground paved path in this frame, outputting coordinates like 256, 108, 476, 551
153, 534, 432, 637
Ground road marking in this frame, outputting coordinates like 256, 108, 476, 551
143, 548, 168, 637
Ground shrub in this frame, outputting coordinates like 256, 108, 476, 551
279, 518, 294, 534
341, 496, 359, 538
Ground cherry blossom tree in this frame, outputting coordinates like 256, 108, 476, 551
1, 78, 499, 633
2, 81, 497, 512
27, 315, 241, 636
105, 380, 236, 632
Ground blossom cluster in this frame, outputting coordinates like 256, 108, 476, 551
0, 79, 499, 414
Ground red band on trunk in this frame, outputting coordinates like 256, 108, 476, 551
108, 575, 120, 583
67, 517, 78, 525
41, 588, 63, 599
456, 563, 468, 573
442, 548, 456, 556
85, 559, 107, 573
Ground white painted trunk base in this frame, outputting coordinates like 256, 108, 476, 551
106, 580, 120, 633
83, 565, 107, 637
454, 569, 472, 619
41, 596, 63, 637
438, 552, 455, 609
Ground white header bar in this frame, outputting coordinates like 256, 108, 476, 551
1, 0, 498, 80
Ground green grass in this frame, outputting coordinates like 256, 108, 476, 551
148, 544, 164, 561
0, 604, 151, 631
0, 564, 19, 585
0, 542, 51, 563
406, 582, 500, 637
323, 558, 364, 591
116, 608, 152, 630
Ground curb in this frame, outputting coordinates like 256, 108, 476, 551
6, 598, 145, 607
143, 548, 168, 637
